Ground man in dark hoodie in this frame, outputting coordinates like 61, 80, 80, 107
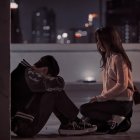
11, 55, 97, 137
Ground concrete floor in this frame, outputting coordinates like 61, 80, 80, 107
11, 82, 140, 140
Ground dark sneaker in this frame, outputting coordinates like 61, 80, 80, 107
58, 121, 97, 136
108, 118, 131, 134
118, 118, 131, 132
107, 116, 126, 134
79, 119, 97, 130
89, 119, 110, 134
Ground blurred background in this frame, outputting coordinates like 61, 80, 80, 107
10, 0, 140, 83
11, 0, 140, 44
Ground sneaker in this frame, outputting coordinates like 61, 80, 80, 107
79, 119, 97, 131
58, 121, 97, 136
86, 119, 110, 134
108, 118, 131, 134
118, 118, 131, 132
107, 116, 126, 134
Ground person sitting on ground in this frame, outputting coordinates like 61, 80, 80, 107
80, 26, 134, 134
11, 55, 97, 137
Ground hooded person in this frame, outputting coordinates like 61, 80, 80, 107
11, 55, 97, 137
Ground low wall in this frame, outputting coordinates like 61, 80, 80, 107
10, 43, 140, 82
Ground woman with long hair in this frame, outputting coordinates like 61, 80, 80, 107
80, 26, 134, 134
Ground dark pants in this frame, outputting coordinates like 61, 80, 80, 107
80, 101, 133, 121
13, 90, 79, 137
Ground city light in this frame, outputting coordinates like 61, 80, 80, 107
62, 33, 68, 38
43, 26, 50, 30
36, 12, 41, 17
10, 0, 18, 9
85, 23, 89, 28
75, 32, 82, 38
57, 35, 62, 40
75, 30, 87, 38
88, 13, 98, 26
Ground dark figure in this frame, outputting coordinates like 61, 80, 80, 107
11, 55, 97, 137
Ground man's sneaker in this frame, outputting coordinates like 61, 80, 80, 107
58, 121, 97, 136
79, 119, 97, 131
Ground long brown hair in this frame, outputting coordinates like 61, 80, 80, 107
95, 26, 132, 71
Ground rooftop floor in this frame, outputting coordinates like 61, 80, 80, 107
11, 82, 140, 140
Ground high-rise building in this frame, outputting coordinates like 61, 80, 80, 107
32, 7, 56, 43
106, 0, 140, 43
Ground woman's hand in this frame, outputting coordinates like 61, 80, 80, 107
89, 96, 98, 103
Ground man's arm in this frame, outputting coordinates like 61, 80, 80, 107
25, 68, 65, 93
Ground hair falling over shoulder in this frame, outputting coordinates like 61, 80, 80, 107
95, 26, 132, 71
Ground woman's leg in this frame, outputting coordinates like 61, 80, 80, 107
80, 101, 133, 122
80, 101, 133, 133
